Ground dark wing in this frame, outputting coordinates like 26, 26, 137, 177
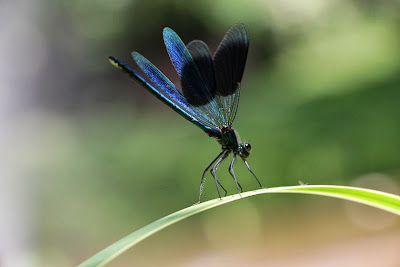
163, 27, 225, 128
186, 40, 216, 103
213, 23, 249, 125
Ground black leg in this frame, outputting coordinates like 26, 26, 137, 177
210, 151, 230, 200
241, 156, 265, 188
209, 165, 228, 197
218, 180, 228, 196
229, 154, 243, 192
196, 150, 225, 204
228, 152, 243, 196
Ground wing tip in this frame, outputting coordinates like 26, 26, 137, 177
131, 51, 139, 60
163, 27, 174, 37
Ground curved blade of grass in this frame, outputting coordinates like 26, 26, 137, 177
79, 185, 400, 267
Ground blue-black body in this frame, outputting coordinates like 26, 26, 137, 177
109, 23, 264, 203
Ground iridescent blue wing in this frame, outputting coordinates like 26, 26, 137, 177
163, 28, 226, 128
108, 56, 219, 136
132, 52, 220, 130
213, 23, 249, 125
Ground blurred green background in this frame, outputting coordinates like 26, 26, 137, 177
2, 0, 400, 266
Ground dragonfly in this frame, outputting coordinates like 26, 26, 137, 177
109, 23, 264, 203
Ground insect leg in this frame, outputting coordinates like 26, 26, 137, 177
228, 152, 243, 195
241, 156, 265, 188
210, 150, 230, 200
196, 150, 225, 204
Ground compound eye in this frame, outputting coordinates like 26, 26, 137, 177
244, 143, 252, 152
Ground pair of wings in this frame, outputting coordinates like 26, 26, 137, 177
109, 23, 249, 136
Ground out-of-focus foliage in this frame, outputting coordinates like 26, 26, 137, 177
3, 0, 400, 266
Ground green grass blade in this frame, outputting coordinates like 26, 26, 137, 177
79, 185, 400, 267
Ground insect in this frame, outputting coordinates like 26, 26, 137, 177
109, 23, 264, 203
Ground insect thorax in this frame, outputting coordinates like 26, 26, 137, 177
217, 125, 240, 151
